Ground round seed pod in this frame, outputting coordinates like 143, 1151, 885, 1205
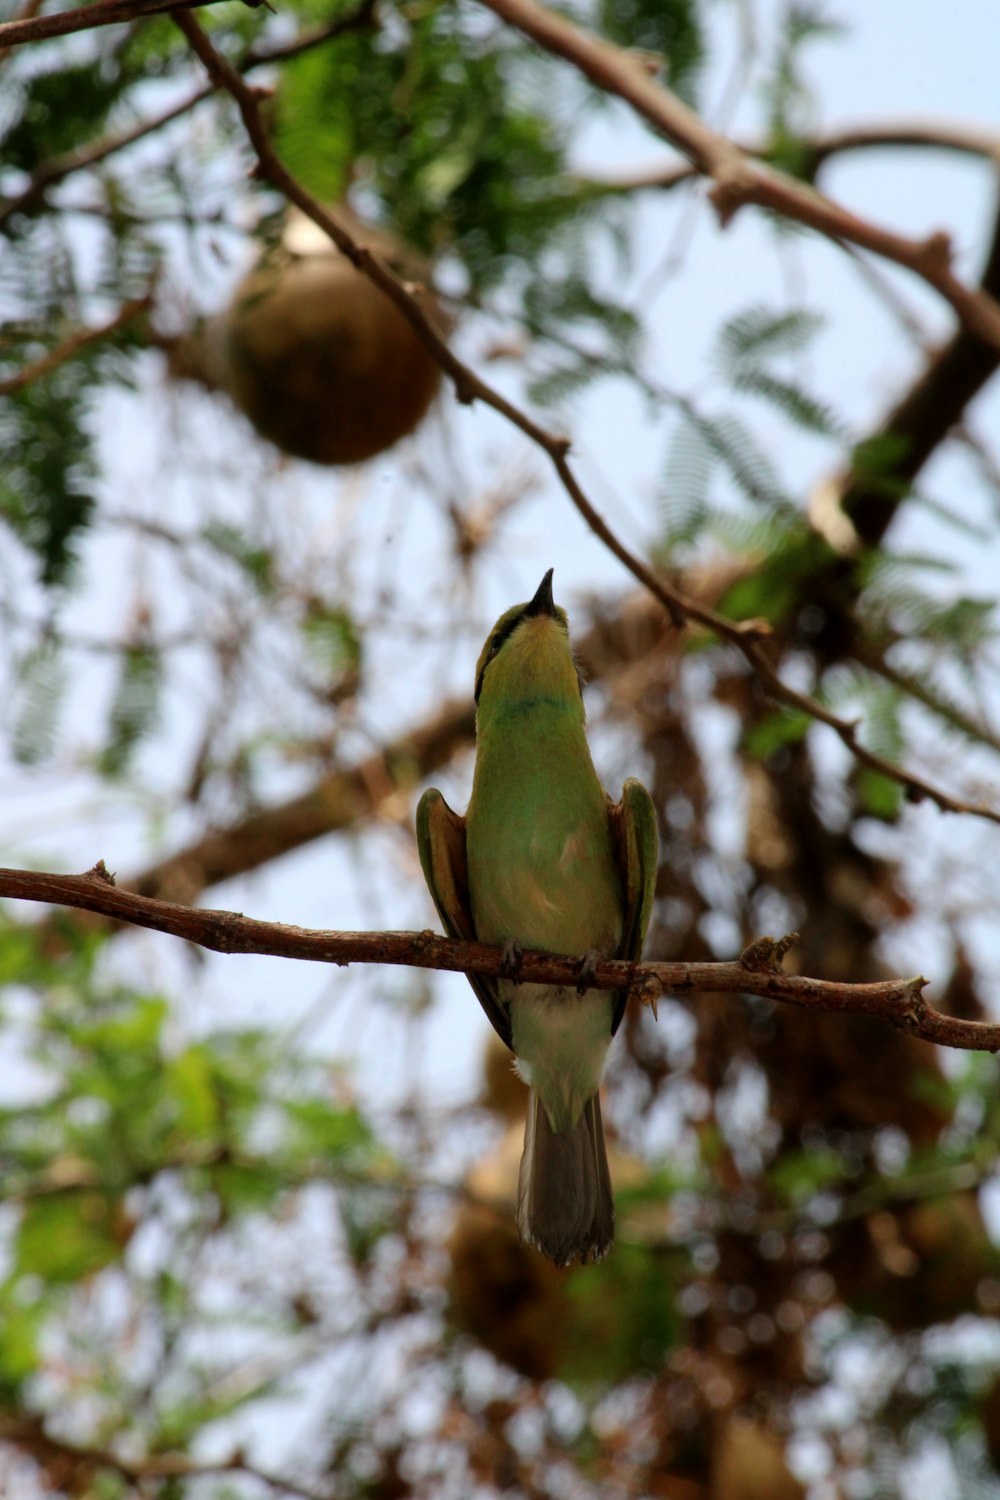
168, 208, 446, 465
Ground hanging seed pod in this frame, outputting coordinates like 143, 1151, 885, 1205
166, 207, 447, 465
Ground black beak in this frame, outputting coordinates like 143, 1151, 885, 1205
524, 568, 556, 618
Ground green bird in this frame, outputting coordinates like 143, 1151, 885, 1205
416, 570, 658, 1266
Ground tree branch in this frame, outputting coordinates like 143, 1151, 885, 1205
0, 0, 233, 51
477, 0, 1000, 351
168, 10, 1000, 832
586, 118, 1000, 195
5, 861, 998, 1053
0, 291, 152, 395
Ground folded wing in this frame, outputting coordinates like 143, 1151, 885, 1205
415, 787, 512, 1050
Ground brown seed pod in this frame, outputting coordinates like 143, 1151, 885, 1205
168, 209, 446, 465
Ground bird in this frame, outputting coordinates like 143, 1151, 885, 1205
416, 569, 658, 1266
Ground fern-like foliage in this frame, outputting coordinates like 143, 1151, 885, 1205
714, 304, 836, 437
97, 644, 163, 778
9, 642, 66, 766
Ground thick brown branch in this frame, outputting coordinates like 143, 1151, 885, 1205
0, 0, 226, 50
477, 0, 1000, 350
4, 863, 998, 1053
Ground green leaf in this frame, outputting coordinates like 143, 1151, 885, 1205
0, 1298, 46, 1389
282, 1097, 376, 1168
597, 0, 704, 102
0, 375, 97, 585
527, 358, 604, 407
731, 367, 838, 436
768, 1144, 849, 1204
9, 640, 66, 765
15, 1193, 122, 1283
164, 1045, 222, 1143
716, 305, 824, 371
686, 407, 790, 511
201, 522, 276, 593
744, 708, 813, 758
660, 409, 715, 546
301, 602, 362, 681
856, 766, 904, 821
0, 62, 129, 174
97, 643, 163, 777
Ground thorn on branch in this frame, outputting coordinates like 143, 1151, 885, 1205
636, 972, 663, 1020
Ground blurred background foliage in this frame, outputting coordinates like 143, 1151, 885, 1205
3, 0, 1000, 1495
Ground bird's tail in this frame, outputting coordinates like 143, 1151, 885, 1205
517, 1089, 614, 1267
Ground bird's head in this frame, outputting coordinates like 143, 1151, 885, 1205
474, 569, 582, 716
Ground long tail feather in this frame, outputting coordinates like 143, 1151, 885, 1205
517, 1091, 614, 1267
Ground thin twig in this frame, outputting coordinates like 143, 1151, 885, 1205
168, 10, 1000, 830
0, 291, 152, 395
5, 862, 997, 1052
477, 0, 1000, 350
585, 118, 1000, 195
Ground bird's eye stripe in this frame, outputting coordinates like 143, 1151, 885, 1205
474, 606, 529, 702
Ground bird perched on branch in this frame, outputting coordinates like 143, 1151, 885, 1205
417, 570, 658, 1266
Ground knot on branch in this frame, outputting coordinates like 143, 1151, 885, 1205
707, 161, 756, 228
739, 931, 799, 975
919, 230, 955, 277
895, 975, 931, 1030
84, 859, 116, 886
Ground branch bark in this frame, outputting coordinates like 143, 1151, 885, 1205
0, 0, 230, 50
5, 862, 998, 1053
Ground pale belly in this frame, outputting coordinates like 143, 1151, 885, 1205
467, 814, 624, 1132
506, 981, 614, 1131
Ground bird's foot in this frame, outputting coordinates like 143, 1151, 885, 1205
576, 948, 603, 995
500, 937, 525, 984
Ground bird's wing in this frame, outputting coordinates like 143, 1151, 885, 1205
415, 787, 513, 1051
607, 776, 659, 1036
